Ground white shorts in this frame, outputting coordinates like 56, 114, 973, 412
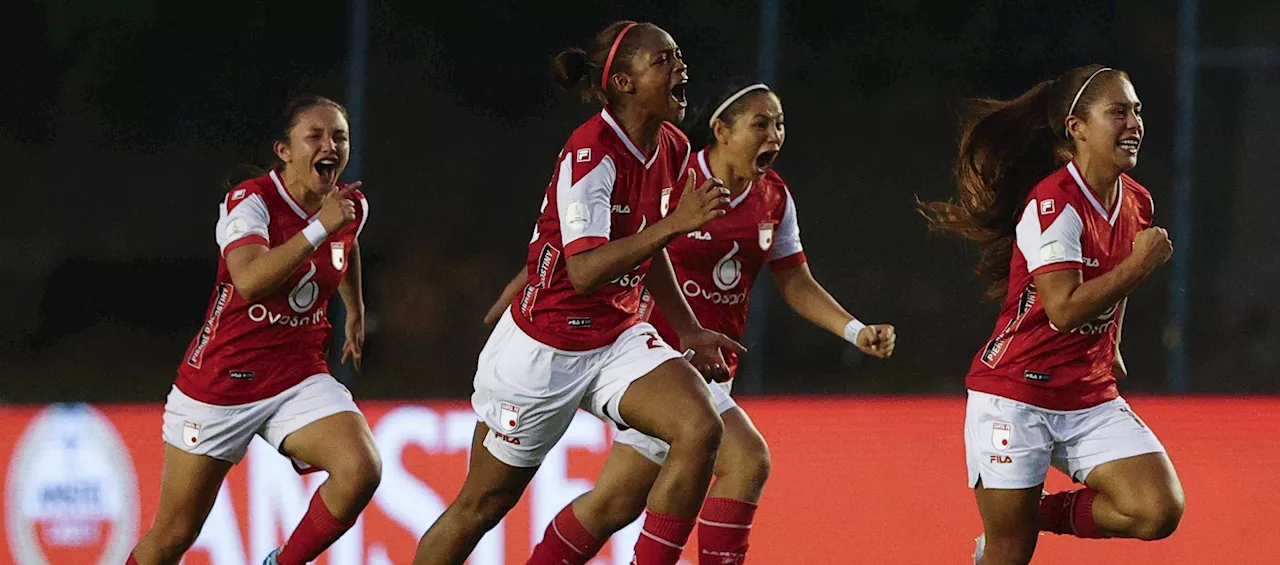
613, 380, 737, 465
472, 309, 684, 468
162, 374, 362, 471
965, 390, 1166, 489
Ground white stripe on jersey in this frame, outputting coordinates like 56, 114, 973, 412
357, 195, 370, 237
216, 193, 271, 255
767, 190, 804, 261
1016, 200, 1084, 273
557, 152, 617, 249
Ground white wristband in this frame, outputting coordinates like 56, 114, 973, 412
843, 318, 867, 345
301, 220, 329, 249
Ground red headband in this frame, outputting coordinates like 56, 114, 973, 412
600, 23, 638, 93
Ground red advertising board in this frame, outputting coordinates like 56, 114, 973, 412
2, 397, 1276, 564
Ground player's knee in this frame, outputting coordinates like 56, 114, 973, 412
329, 448, 383, 499
670, 408, 723, 457
719, 432, 771, 490
454, 486, 522, 532
147, 522, 203, 559
1130, 496, 1184, 540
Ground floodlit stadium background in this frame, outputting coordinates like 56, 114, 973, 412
3, 1, 1278, 563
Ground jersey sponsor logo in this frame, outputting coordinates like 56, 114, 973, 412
499, 402, 521, 432
991, 422, 1012, 451
688, 230, 712, 240
187, 283, 234, 369
758, 222, 774, 251
575, 148, 591, 163
660, 187, 673, 217
330, 241, 345, 270
519, 285, 539, 320
683, 279, 749, 306
567, 317, 592, 328
229, 370, 254, 380
980, 286, 1037, 368
287, 262, 320, 314
1040, 199, 1055, 215
182, 421, 201, 447
536, 244, 561, 288
247, 304, 326, 327
1040, 240, 1067, 263
566, 201, 590, 232
609, 272, 646, 288
5, 405, 139, 565
713, 242, 743, 291
611, 204, 631, 214
1024, 370, 1050, 382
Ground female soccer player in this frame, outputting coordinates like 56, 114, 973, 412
127, 95, 380, 565
919, 65, 1185, 565
411, 21, 743, 565
511, 78, 896, 565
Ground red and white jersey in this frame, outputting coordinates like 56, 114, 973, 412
514, 109, 692, 351
966, 161, 1153, 410
645, 149, 807, 376
175, 170, 368, 406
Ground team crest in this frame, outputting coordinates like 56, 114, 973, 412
182, 421, 201, 447
992, 422, 1012, 451
330, 241, 345, 269
758, 222, 775, 250
660, 187, 673, 217
499, 402, 521, 432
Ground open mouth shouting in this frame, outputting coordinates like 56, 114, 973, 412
754, 149, 779, 174
314, 156, 340, 186
670, 79, 688, 108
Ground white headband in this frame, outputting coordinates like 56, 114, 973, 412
708, 83, 771, 127
1065, 67, 1112, 139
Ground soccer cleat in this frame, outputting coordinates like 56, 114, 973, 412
973, 533, 985, 564
263, 547, 281, 565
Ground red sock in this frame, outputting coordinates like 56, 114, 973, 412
126, 554, 139, 565
632, 511, 696, 565
697, 498, 757, 565
526, 503, 604, 565
1038, 488, 1106, 538
276, 490, 358, 565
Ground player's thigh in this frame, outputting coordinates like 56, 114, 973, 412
150, 443, 233, 539
964, 391, 1055, 490
609, 380, 739, 467
452, 421, 541, 522
265, 375, 378, 477
587, 325, 718, 446
471, 311, 595, 468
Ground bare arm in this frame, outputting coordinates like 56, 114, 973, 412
1036, 226, 1169, 332
226, 182, 361, 301
484, 268, 527, 325
338, 240, 364, 318
643, 249, 703, 336
566, 172, 728, 294
773, 263, 855, 337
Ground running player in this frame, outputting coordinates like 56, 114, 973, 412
509, 78, 896, 565
411, 21, 743, 565
919, 65, 1185, 564
127, 95, 380, 565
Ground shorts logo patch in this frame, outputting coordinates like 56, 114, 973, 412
989, 454, 1013, 464
992, 422, 1012, 451
183, 421, 201, 447
499, 402, 521, 433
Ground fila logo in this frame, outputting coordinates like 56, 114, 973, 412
1040, 199, 1055, 215
492, 431, 521, 446
576, 148, 592, 163
989, 455, 1013, 464
687, 231, 712, 240
231, 188, 247, 201
611, 204, 631, 214
1084, 257, 1100, 267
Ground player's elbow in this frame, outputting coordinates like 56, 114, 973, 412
1043, 304, 1083, 332
565, 258, 601, 294
229, 275, 267, 302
